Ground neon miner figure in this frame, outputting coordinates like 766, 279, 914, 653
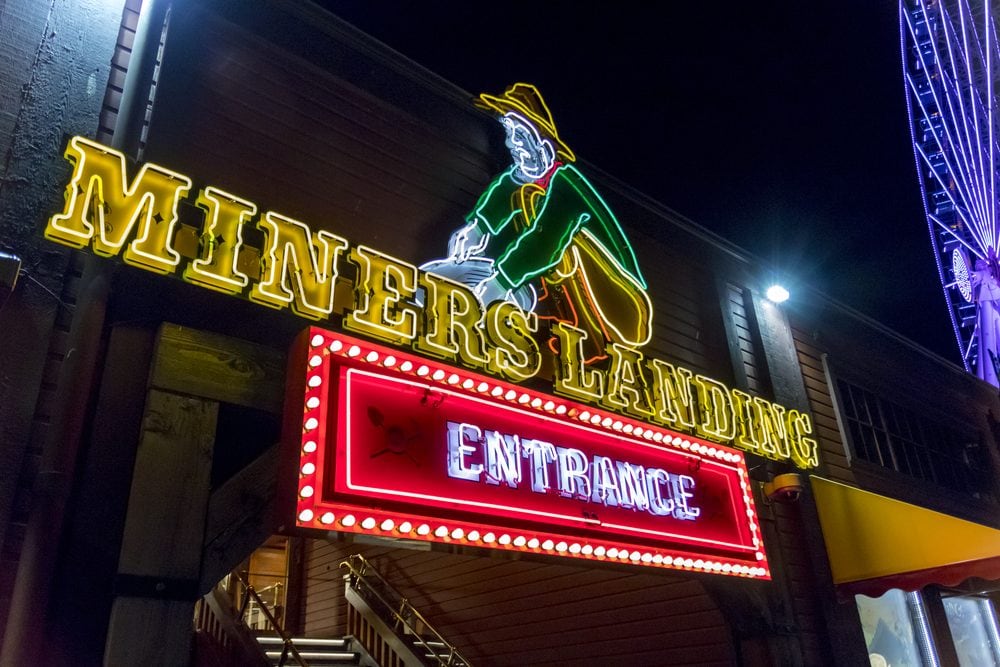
422, 83, 653, 361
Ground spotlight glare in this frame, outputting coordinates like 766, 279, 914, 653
766, 284, 790, 303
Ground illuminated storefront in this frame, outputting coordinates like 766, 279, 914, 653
0, 0, 998, 665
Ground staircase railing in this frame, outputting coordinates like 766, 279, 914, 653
234, 570, 311, 667
340, 554, 470, 666
244, 581, 284, 632
193, 584, 270, 667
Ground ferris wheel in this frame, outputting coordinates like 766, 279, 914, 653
901, 0, 1000, 385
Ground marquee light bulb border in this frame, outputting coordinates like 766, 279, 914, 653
293, 326, 770, 579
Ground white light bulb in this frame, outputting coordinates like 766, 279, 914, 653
765, 284, 790, 303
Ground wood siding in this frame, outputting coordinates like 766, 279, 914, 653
305, 539, 734, 667
143, 3, 735, 385
789, 321, 854, 484
146, 5, 491, 266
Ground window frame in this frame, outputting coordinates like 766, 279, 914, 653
831, 374, 985, 497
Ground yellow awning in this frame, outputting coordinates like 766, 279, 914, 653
811, 476, 1000, 596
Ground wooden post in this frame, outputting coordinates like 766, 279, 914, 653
104, 389, 218, 665
100, 322, 286, 663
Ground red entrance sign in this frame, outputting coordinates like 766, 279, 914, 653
288, 327, 769, 579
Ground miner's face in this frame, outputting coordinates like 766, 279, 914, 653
501, 112, 556, 182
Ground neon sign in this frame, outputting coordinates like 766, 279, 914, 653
445, 420, 701, 521
422, 85, 652, 360
41, 84, 819, 470
291, 327, 769, 578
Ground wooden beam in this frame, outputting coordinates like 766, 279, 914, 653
102, 322, 290, 661
200, 442, 280, 592
149, 323, 285, 413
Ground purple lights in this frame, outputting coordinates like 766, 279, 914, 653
901, 0, 1000, 384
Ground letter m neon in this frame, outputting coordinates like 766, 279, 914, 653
46, 136, 192, 274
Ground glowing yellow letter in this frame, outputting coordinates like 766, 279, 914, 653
415, 272, 490, 369
485, 301, 541, 382
786, 410, 819, 468
183, 186, 255, 294
647, 359, 697, 431
250, 212, 349, 320
345, 246, 421, 344
754, 397, 789, 459
731, 389, 764, 455
551, 322, 604, 402
602, 343, 654, 418
46, 135, 191, 274
691, 375, 735, 443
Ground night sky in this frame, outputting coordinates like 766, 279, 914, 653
318, 2, 956, 362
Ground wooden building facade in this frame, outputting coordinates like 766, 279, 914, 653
0, 1, 998, 665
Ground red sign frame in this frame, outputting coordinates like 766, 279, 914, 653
288, 327, 769, 579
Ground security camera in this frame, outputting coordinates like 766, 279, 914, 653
763, 473, 804, 503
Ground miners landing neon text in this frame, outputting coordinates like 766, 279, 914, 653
43, 135, 818, 469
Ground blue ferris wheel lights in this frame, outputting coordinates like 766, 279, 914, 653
903, 1, 997, 253
901, 0, 1000, 382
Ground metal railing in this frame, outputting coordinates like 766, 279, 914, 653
340, 554, 470, 666
243, 581, 284, 631
234, 570, 310, 667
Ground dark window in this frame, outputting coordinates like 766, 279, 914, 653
836, 378, 983, 495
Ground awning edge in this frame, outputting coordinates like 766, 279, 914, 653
810, 476, 1000, 597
